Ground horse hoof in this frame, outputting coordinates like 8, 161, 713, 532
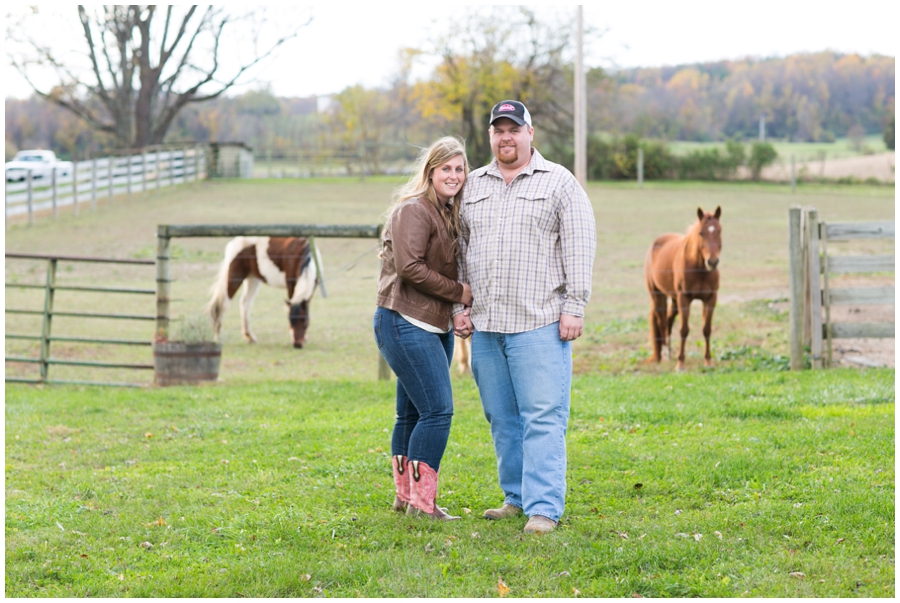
293, 343, 304, 349
675, 362, 686, 372
704, 360, 713, 368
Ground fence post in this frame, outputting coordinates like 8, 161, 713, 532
51, 168, 58, 219
26, 169, 34, 226
142, 149, 148, 194
170, 149, 175, 187
109, 156, 115, 205
806, 208, 823, 369
72, 161, 79, 217
788, 206, 804, 370
637, 148, 644, 188
39, 258, 58, 382
156, 225, 171, 338
127, 152, 133, 202
91, 159, 97, 211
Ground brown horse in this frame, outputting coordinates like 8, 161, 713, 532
208, 236, 318, 348
644, 206, 722, 370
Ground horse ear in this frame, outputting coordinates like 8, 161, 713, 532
285, 300, 291, 307
697, 207, 704, 221
714, 205, 721, 219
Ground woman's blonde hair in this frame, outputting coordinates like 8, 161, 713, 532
388, 136, 469, 250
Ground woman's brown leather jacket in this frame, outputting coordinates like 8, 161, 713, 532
376, 197, 464, 330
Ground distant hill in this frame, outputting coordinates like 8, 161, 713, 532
589, 51, 894, 142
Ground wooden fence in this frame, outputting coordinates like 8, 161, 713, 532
5, 146, 207, 226
5, 252, 157, 386
155, 223, 391, 379
788, 206, 894, 369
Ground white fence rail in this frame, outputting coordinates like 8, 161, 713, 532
5, 146, 207, 226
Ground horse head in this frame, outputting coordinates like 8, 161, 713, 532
696, 205, 722, 271
285, 298, 310, 348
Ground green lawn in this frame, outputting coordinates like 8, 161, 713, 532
667, 135, 889, 160
4, 369, 894, 597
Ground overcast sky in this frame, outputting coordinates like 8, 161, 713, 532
4, 2, 897, 100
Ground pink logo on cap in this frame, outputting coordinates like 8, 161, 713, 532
498, 104, 516, 112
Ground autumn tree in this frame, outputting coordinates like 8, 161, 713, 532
412, 7, 576, 166
7, 6, 307, 149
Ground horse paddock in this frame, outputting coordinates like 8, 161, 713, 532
4, 178, 894, 383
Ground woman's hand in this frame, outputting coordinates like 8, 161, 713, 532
460, 283, 473, 307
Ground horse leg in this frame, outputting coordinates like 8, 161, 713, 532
676, 294, 691, 371
239, 277, 262, 343
648, 291, 667, 362
665, 298, 679, 362
702, 294, 717, 367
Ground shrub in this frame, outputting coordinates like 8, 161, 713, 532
609, 134, 675, 180
174, 314, 216, 343
884, 115, 895, 150
748, 142, 778, 180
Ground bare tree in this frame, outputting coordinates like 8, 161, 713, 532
8, 6, 308, 148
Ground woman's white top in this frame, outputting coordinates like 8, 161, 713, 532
400, 313, 452, 334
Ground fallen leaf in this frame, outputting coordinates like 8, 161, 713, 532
714, 531, 723, 540
573, 587, 581, 596
835, 538, 845, 545
424, 542, 434, 552
674, 509, 682, 515
463, 508, 472, 514
143, 517, 167, 527
144, 432, 153, 439
471, 532, 480, 539
300, 574, 311, 582
497, 576, 510, 598
789, 572, 806, 579
557, 571, 571, 577
140, 541, 153, 549
694, 533, 703, 542
674, 533, 690, 538
619, 532, 628, 540
633, 483, 643, 490
631, 594, 644, 598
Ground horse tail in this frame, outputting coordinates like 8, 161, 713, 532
208, 236, 249, 335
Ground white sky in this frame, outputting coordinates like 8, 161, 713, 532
3, 2, 898, 100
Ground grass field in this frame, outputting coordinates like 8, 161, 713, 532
667, 135, 889, 161
4, 369, 894, 597
5, 176, 894, 384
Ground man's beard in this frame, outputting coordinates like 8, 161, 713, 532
497, 146, 518, 165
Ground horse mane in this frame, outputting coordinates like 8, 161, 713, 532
682, 219, 705, 265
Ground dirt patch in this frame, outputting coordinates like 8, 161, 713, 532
740, 152, 896, 183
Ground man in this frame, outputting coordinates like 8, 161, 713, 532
453, 100, 596, 534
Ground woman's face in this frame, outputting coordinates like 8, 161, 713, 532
430, 154, 466, 204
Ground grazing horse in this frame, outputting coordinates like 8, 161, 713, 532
208, 236, 318, 348
452, 335, 472, 374
644, 206, 722, 370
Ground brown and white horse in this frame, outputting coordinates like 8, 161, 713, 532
208, 236, 318, 348
644, 206, 722, 370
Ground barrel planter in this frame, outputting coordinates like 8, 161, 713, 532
153, 342, 222, 386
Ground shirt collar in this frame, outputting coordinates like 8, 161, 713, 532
483, 147, 549, 180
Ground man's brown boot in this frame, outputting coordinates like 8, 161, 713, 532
482, 503, 523, 520
523, 515, 557, 534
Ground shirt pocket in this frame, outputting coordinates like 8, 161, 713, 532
463, 193, 492, 230
516, 193, 556, 241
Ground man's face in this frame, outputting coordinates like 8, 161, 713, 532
490, 118, 533, 169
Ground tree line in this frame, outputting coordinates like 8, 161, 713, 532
6, 6, 894, 178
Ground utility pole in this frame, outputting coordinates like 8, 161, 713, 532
574, 5, 587, 189
759, 114, 766, 142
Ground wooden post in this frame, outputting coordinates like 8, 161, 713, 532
807, 208, 823, 369
127, 152, 133, 202
637, 147, 644, 188
821, 222, 831, 367
156, 149, 162, 191
573, 4, 587, 189
39, 258, 58, 382
91, 159, 97, 210
51, 168, 58, 219
788, 206, 804, 370
170, 149, 175, 187
156, 225, 171, 338
72, 161, 79, 216
109, 156, 115, 205
26, 169, 34, 226
142, 149, 148, 194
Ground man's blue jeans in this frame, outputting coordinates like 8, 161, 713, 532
471, 322, 571, 522
374, 307, 454, 471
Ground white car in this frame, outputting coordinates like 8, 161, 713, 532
5, 150, 74, 182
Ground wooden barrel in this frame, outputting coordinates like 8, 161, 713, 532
153, 342, 222, 386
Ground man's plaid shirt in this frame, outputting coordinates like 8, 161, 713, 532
455, 148, 596, 333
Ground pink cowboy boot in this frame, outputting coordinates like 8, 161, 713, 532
392, 455, 409, 512
406, 460, 459, 520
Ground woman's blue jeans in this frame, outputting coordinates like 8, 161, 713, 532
471, 322, 571, 522
373, 307, 454, 471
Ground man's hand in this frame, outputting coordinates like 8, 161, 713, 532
453, 307, 474, 339
559, 314, 583, 342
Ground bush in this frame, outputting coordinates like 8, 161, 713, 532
607, 134, 675, 180
748, 142, 778, 180
676, 140, 745, 181
174, 314, 216, 343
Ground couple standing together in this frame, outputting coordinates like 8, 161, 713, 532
374, 101, 596, 534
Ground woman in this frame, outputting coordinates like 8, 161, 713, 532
374, 136, 472, 520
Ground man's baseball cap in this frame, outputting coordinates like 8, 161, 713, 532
489, 100, 532, 127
